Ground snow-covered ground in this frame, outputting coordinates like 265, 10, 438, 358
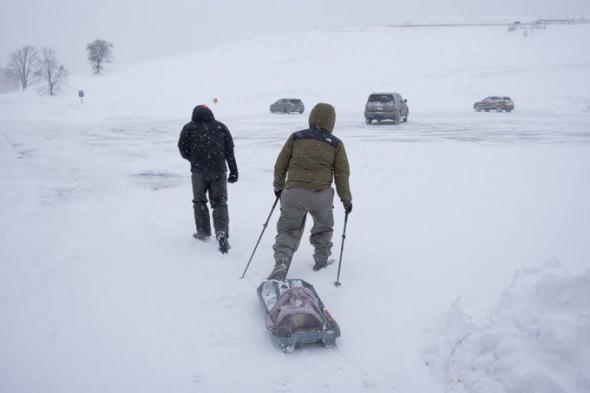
1, 23, 589, 393
425, 261, 590, 393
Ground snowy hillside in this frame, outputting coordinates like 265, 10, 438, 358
1, 24, 590, 393
2, 23, 590, 120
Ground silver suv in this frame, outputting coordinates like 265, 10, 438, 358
270, 98, 305, 114
365, 93, 409, 124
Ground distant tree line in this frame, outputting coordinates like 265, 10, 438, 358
5, 45, 69, 96
4, 38, 114, 96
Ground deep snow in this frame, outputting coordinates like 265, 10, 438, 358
425, 262, 590, 393
1, 23, 590, 393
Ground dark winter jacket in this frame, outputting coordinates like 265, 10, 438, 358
274, 103, 352, 203
178, 106, 238, 175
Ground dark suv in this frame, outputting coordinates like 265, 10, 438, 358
270, 98, 305, 114
365, 93, 409, 124
474, 96, 514, 112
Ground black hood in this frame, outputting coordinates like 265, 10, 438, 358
191, 105, 215, 123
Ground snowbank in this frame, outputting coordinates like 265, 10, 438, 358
424, 261, 590, 393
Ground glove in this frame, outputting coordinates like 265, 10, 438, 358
228, 172, 238, 183
343, 201, 353, 214
274, 189, 283, 198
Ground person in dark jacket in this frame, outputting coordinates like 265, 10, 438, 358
178, 105, 238, 253
268, 103, 352, 280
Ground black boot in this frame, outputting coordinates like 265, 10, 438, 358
313, 258, 334, 271
216, 231, 230, 254
313, 260, 327, 271
193, 232, 210, 241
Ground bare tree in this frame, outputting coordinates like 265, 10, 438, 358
6, 46, 39, 90
86, 39, 113, 74
36, 48, 69, 96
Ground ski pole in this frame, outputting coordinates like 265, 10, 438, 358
334, 211, 349, 287
240, 196, 280, 279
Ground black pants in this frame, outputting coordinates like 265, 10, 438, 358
191, 172, 228, 237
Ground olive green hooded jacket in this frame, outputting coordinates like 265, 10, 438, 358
273, 103, 352, 203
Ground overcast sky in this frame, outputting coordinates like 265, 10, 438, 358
1, 0, 589, 72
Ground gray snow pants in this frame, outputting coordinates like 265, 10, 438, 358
191, 171, 228, 237
273, 187, 335, 266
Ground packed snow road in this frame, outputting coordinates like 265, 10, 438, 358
1, 108, 589, 392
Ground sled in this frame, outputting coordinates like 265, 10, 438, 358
257, 279, 341, 352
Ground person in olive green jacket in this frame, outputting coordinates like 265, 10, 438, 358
268, 103, 352, 281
